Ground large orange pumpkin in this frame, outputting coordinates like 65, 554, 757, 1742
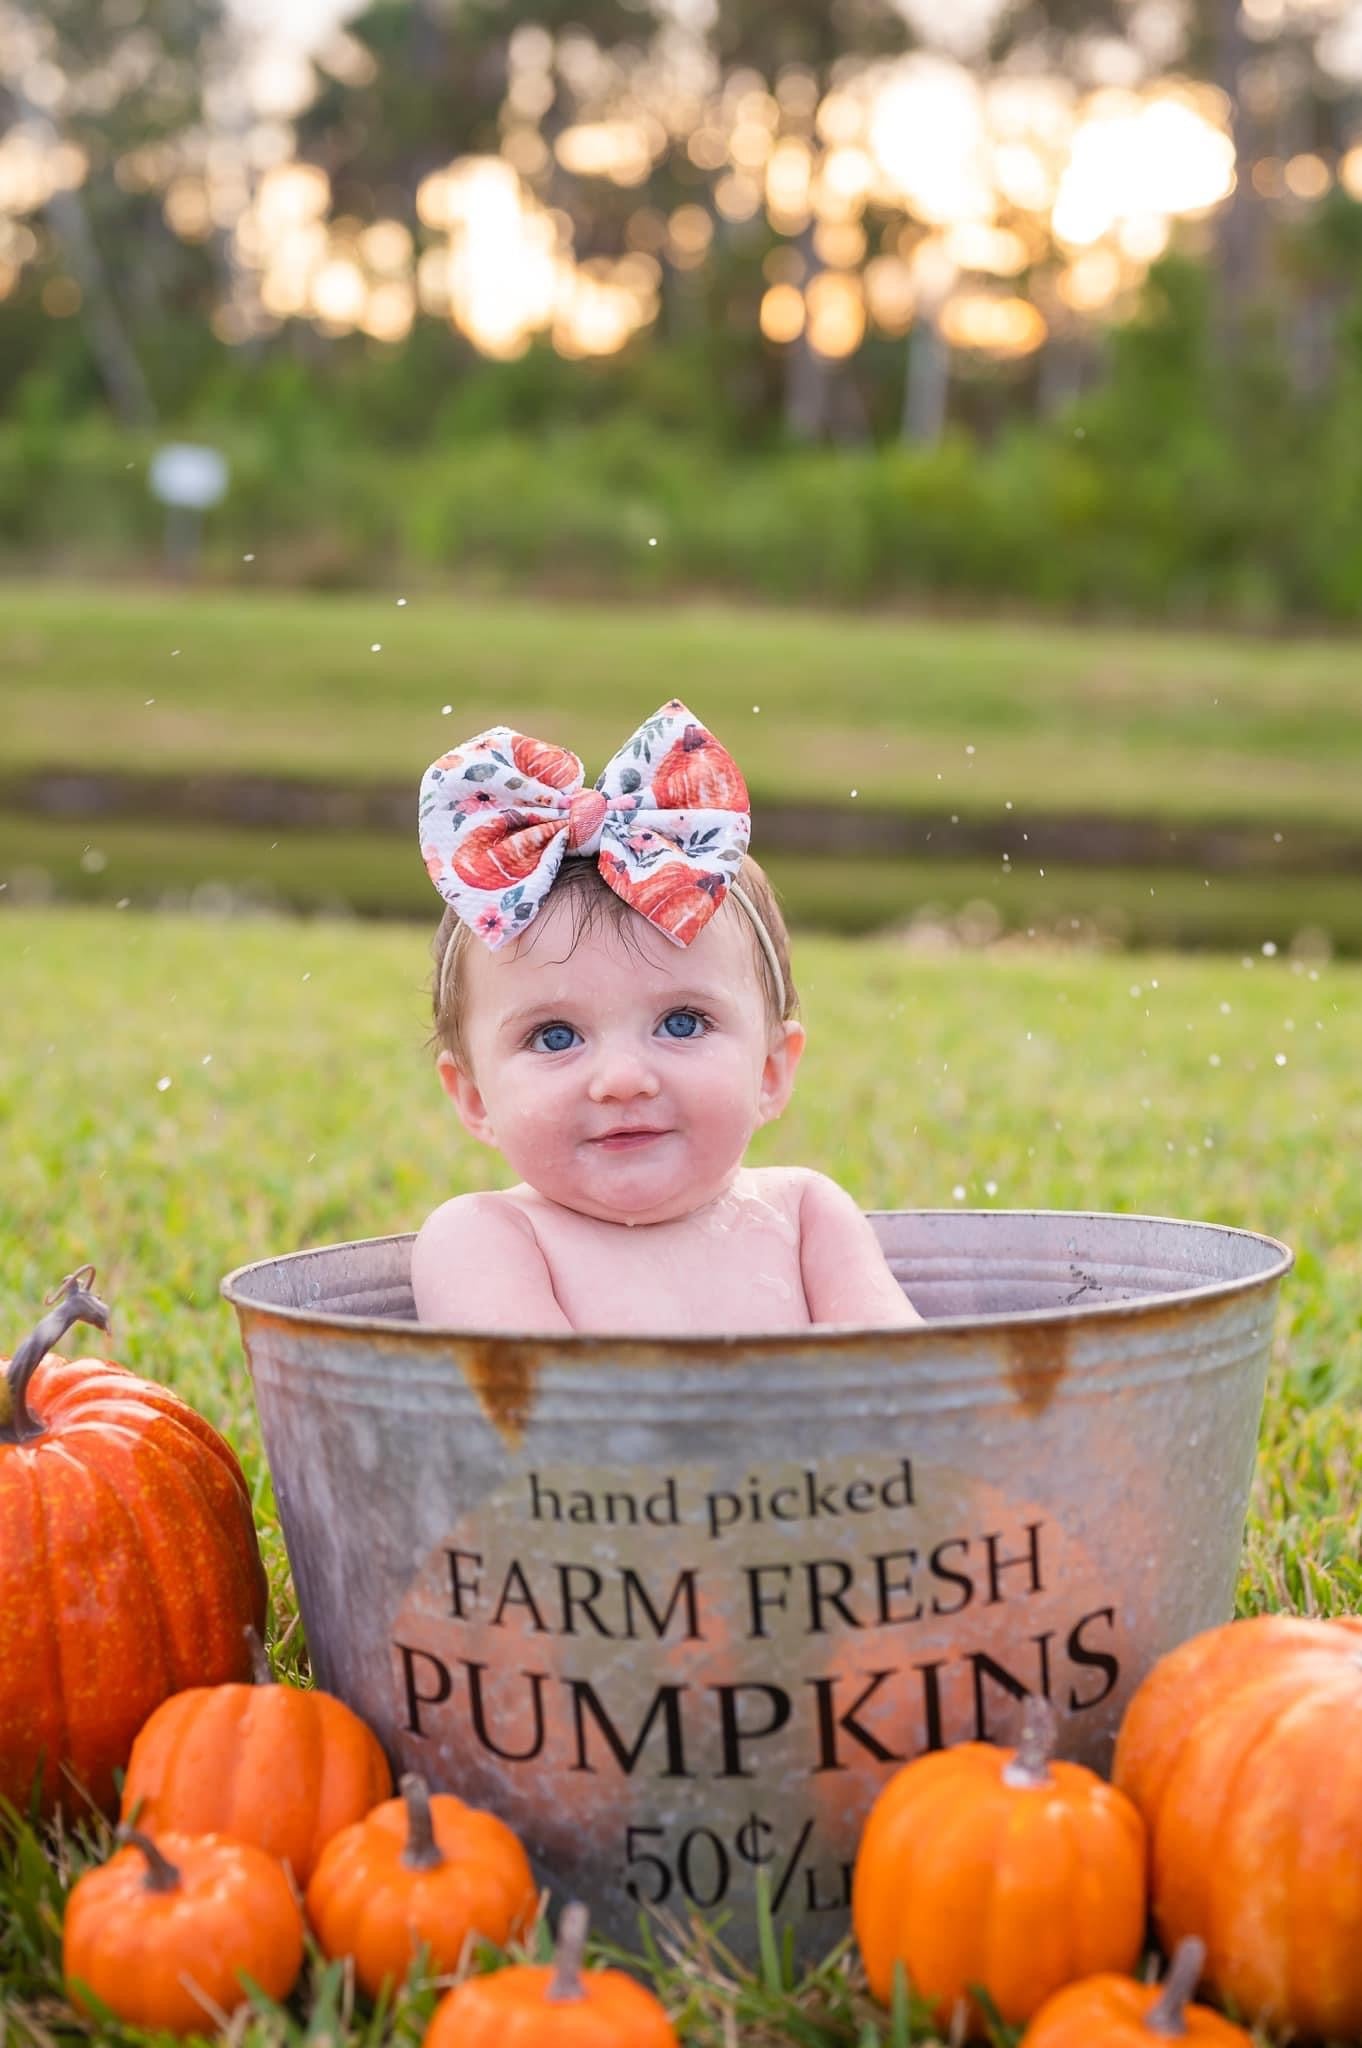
306, 1773, 538, 1999
1113, 1613, 1362, 2041
64, 1827, 303, 2035
452, 815, 562, 891
853, 1697, 1147, 2034
1020, 1938, 1251, 2047
0, 1272, 267, 1818
425, 1901, 678, 2048
120, 1628, 392, 1884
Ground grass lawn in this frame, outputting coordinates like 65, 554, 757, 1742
2, 907, 1358, 2044
4, 583, 1362, 829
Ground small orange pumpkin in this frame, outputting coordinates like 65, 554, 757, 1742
853, 1697, 1147, 2033
451, 815, 561, 891
306, 1773, 537, 1998
0, 1272, 267, 1819
425, 1901, 678, 2047
511, 733, 579, 790
63, 1827, 303, 2035
1113, 1613, 1362, 2041
599, 849, 725, 943
1021, 1938, 1252, 2046
120, 1627, 392, 1883
650, 720, 748, 810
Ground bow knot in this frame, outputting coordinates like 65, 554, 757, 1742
419, 699, 751, 950
566, 787, 609, 854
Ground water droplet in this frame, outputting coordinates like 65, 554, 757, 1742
201, 1053, 213, 1065
965, 744, 975, 756
952, 1185, 966, 1201
850, 787, 859, 799
397, 597, 408, 606
1219, 1001, 1232, 1014
115, 896, 130, 909
144, 697, 155, 706
752, 704, 760, 713
1261, 940, 1278, 957
170, 649, 180, 657
80, 848, 107, 873
1274, 1051, 1287, 1066
243, 552, 255, 562
1273, 831, 1282, 843
370, 642, 382, 653
441, 704, 453, 715
648, 537, 658, 546
156, 1075, 172, 1092
1208, 1053, 1221, 1066
984, 1179, 998, 1196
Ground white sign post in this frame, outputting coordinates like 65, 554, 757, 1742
148, 442, 230, 574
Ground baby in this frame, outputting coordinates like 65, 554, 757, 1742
411, 699, 919, 1335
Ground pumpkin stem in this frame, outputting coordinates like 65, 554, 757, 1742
1145, 1939, 1207, 2037
118, 1826, 182, 1894
244, 1625, 274, 1686
1000, 1693, 1057, 1788
398, 1774, 445, 1871
0, 1269, 110, 1445
547, 1902, 590, 2003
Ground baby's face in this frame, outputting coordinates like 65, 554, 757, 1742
439, 897, 804, 1226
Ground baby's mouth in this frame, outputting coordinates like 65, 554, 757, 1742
589, 1126, 672, 1150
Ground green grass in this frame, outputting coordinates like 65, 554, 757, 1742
4, 583, 1362, 829
2, 906, 1358, 2045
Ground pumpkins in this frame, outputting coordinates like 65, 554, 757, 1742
306, 1773, 538, 1998
852, 1696, 1147, 2033
0, 1271, 267, 1818
120, 1628, 392, 1884
1113, 1613, 1362, 2041
426, 1901, 678, 2048
64, 1827, 303, 2034
1021, 1938, 1251, 2047
599, 849, 726, 944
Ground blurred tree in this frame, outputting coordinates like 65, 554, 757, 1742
0, 0, 226, 420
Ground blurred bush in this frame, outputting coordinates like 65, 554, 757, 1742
8, 256, 1362, 622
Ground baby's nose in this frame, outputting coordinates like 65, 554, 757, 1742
587, 1045, 661, 1102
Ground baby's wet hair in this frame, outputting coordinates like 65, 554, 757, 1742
430, 854, 797, 1067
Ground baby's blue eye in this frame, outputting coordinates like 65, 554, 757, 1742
659, 1009, 705, 1040
531, 1022, 580, 1054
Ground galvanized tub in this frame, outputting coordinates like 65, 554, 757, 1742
223, 1209, 1290, 1959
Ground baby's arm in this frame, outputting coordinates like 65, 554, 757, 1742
798, 1172, 922, 1327
411, 1193, 572, 1333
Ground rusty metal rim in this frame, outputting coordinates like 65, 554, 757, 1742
220, 1209, 1294, 1353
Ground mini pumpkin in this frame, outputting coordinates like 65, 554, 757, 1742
650, 720, 748, 810
120, 1627, 392, 1883
1021, 1938, 1251, 2046
306, 1773, 537, 1998
425, 1901, 677, 2047
1113, 1613, 1362, 2041
853, 1696, 1147, 2034
452, 815, 561, 891
63, 1827, 303, 2035
0, 1271, 267, 1818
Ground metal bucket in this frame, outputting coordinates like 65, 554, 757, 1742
223, 1209, 1290, 1960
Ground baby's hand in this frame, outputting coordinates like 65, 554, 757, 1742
411, 1193, 571, 1332
797, 1172, 922, 1328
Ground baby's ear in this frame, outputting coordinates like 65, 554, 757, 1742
437, 1050, 496, 1146
758, 1019, 806, 1126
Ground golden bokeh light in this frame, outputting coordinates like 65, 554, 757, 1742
1341, 146, 1362, 200
715, 171, 762, 222
766, 137, 813, 232
805, 270, 866, 358
1283, 152, 1330, 200
555, 121, 657, 185
864, 255, 916, 334
940, 291, 1047, 356
813, 220, 867, 268
667, 203, 714, 266
945, 221, 1029, 275
1056, 248, 1123, 312
759, 282, 806, 343
163, 177, 213, 242
359, 219, 413, 273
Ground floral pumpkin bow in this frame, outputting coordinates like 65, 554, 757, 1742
419, 699, 751, 949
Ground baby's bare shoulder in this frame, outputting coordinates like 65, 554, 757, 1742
737, 1164, 832, 1218
411, 1190, 571, 1331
